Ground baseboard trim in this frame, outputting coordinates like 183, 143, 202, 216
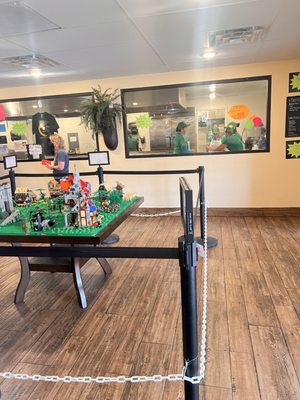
136, 207, 300, 217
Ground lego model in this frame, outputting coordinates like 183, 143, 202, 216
14, 187, 36, 206
0, 182, 13, 214
0, 168, 135, 236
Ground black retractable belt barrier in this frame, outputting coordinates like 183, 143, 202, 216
0, 246, 179, 259
179, 177, 199, 400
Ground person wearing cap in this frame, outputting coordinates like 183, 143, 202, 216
212, 122, 244, 152
207, 126, 222, 151
173, 121, 191, 154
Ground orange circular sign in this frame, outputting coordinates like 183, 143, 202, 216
228, 104, 249, 120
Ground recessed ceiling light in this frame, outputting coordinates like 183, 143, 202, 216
30, 68, 42, 77
209, 92, 216, 100
32, 105, 38, 109
132, 102, 138, 106
209, 84, 216, 92
203, 49, 216, 59
64, 109, 69, 112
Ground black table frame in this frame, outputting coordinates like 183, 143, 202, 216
3, 197, 143, 309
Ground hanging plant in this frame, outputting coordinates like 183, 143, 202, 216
79, 85, 123, 150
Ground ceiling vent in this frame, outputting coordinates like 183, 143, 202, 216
0, 54, 61, 69
208, 26, 266, 46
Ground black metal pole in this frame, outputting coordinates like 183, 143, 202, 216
8, 169, 16, 197
198, 167, 205, 241
197, 166, 218, 249
97, 166, 104, 185
179, 236, 199, 400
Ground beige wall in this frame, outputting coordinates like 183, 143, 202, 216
0, 58, 299, 208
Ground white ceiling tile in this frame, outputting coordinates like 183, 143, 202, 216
23, 0, 127, 28
0, 2, 59, 38
0, 63, 75, 88
8, 19, 142, 53
43, 39, 168, 73
255, 39, 300, 63
134, 0, 282, 38
0, 39, 30, 58
170, 54, 257, 72
118, 0, 258, 17
0, 0, 298, 88
264, 0, 300, 42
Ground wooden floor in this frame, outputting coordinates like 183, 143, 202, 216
0, 216, 299, 399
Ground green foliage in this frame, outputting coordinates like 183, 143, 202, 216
79, 85, 123, 137
108, 189, 122, 204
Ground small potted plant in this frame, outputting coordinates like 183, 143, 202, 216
79, 85, 123, 151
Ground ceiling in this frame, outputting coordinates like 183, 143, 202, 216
0, 0, 299, 88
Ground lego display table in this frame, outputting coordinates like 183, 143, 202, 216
0, 197, 143, 308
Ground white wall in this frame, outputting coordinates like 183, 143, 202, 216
0, 58, 299, 208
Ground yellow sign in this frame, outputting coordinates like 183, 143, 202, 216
228, 104, 249, 120
287, 141, 300, 158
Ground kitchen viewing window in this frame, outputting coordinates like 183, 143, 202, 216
0, 93, 97, 161
121, 76, 271, 158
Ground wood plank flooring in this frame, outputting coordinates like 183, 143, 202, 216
0, 216, 299, 399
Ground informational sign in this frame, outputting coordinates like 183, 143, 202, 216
88, 151, 110, 166
14, 140, 27, 152
228, 104, 249, 120
0, 124, 6, 133
286, 140, 300, 159
289, 72, 300, 93
285, 96, 300, 137
28, 144, 42, 159
3, 155, 17, 169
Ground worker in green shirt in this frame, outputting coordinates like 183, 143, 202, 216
213, 122, 244, 152
173, 121, 191, 154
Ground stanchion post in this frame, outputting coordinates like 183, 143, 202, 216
97, 166, 104, 185
179, 236, 199, 400
198, 166, 205, 240
197, 166, 218, 248
9, 169, 16, 197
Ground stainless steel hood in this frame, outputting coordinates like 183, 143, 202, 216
123, 87, 189, 115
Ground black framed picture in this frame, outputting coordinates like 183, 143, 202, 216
88, 151, 110, 166
285, 96, 300, 137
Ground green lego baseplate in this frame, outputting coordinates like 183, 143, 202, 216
0, 196, 137, 237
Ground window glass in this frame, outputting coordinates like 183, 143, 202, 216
0, 93, 97, 160
122, 77, 271, 157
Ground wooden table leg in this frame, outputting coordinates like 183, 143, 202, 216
12, 243, 31, 304
72, 257, 87, 309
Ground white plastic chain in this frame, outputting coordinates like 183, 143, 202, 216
131, 210, 180, 217
0, 203, 208, 386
